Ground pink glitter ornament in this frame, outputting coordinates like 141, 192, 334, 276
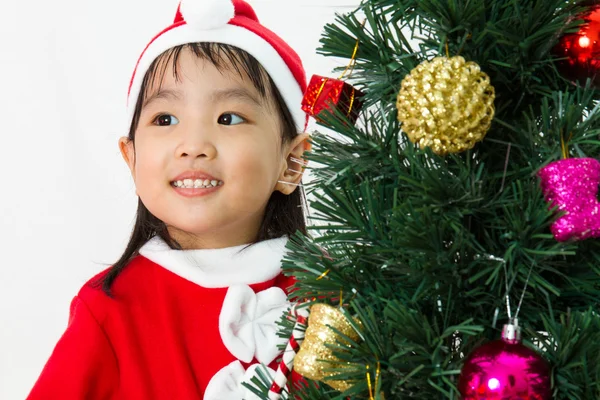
458, 320, 551, 400
538, 157, 600, 242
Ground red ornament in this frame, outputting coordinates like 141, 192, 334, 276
458, 320, 551, 400
554, 2, 600, 86
301, 74, 364, 125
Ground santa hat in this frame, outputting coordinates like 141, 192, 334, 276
127, 0, 308, 132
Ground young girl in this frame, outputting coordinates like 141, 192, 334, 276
27, 0, 311, 398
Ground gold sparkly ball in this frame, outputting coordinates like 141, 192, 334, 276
396, 56, 495, 155
293, 304, 360, 392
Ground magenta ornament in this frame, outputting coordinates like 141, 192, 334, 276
458, 320, 551, 400
538, 157, 600, 242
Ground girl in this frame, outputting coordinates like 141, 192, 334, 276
27, 0, 311, 398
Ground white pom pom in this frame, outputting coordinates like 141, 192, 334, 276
180, 0, 235, 30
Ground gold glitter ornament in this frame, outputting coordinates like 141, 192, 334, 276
293, 303, 361, 392
396, 56, 495, 155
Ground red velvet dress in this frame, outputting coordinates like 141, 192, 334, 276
27, 236, 295, 399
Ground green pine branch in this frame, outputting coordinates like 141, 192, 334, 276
273, 0, 600, 398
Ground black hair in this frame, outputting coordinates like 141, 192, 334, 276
97, 43, 308, 295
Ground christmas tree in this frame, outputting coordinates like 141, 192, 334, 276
252, 1, 600, 399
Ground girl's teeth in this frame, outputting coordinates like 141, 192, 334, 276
173, 179, 222, 189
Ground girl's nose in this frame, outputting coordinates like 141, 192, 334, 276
176, 124, 217, 159
177, 143, 217, 159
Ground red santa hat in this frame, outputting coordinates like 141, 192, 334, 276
127, 0, 308, 132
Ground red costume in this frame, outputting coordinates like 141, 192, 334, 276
28, 236, 296, 399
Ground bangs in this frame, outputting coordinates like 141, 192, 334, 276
140, 42, 272, 107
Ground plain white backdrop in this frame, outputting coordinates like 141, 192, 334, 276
0, 0, 360, 398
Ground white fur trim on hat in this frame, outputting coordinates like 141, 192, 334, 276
179, 0, 235, 30
127, 24, 305, 132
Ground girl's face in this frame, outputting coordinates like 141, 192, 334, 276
119, 47, 308, 249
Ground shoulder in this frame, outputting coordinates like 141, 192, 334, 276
76, 255, 154, 321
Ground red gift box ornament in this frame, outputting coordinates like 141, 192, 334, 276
301, 75, 364, 125
301, 21, 365, 126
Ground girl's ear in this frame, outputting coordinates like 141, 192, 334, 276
118, 137, 136, 181
275, 132, 312, 195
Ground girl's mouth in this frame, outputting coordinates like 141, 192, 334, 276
171, 179, 224, 189
170, 179, 224, 198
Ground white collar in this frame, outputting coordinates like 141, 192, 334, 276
138, 235, 289, 288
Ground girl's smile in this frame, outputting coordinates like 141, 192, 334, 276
170, 170, 224, 197
171, 174, 224, 198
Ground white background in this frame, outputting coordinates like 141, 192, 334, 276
0, 0, 360, 398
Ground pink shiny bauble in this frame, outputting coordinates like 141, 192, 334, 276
458, 339, 551, 400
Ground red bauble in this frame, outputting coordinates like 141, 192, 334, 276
458, 322, 551, 400
554, 2, 600, 86
301, 75, 364, 126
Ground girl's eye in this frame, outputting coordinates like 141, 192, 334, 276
154, 114, 179, 126
218, 113, 245, 126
